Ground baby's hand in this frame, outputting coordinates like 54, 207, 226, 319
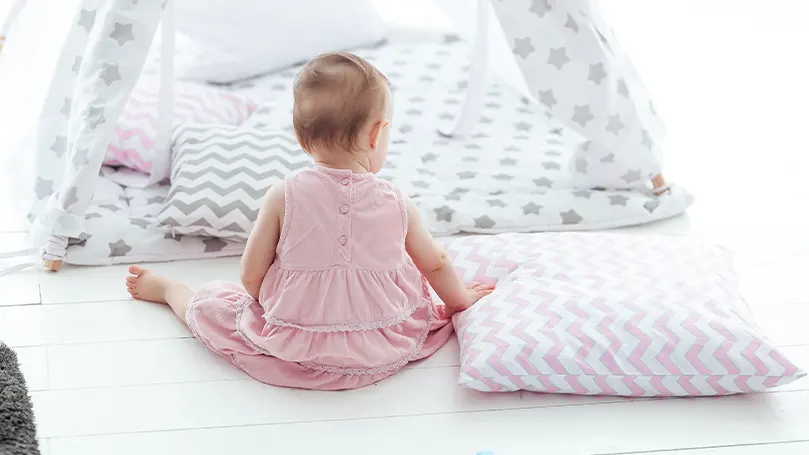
445, 282, 495, 318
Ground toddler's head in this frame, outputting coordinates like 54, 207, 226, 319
293, 52, 392, 174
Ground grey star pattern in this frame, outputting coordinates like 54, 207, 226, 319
405, 108, 421, 116
601, 153, 616, 163
399, 124, 413, 134
606, 114, 624, 135
489, 190, 505, 196
444, 99, 461, 106
35, 178, 53, 200
85, 213, 102, 220
529, 0, 552, 17
271, 84, 286, 91
450, 188, 469, 196
513, 37, 536, 59
484, 102, 501, 109
72, 56, 82, 74
573, 190, 592, 199
110, 22, 134, 46
542, 161, 561, 171
421, 152, 438, 164
522, 202, 542, 215
130, 218, 150, 228
474, 215, 496, 229
108, 239, 132, 257
420, 75, 436, 83
588, 62, 607, 85
51, 136, 67, 157
565, 14, 579, 33
644, 199, 661, 213
479, 116, 493, 124
515, 121, 532, 132
72, 148, 90, 168
641, 129, 654, 149
60, 98, 72, 117
438, 112, 454, 121
434, 205, 455, 222
99, 63, 121, 86
413, 180, 430, 189
98, 203, 121, 212
609, 194, 630, 206
547, 47, 570, 69
505, 145, 521, 152
561, 209, 583, 225
493, 173, 513, 181
71, 233, 91, 247
617, 78, 630, 98
78, 9, 96, 32
572, 105, 594, 127
534, 177, 553, 188
409, 96, 425, 103
650, 101, 658, 116
85, 106, 105, 129
549, 127, 563, 136
462, 156, 479, 162
579, 141, 592, 152
575, 158, 588, 174
147, 195, 165, 205
457, 171, 476, 180
203, 238, 228, 253
500, 158, 517, 166
487, 199, 506, 208
472, 132, 489, 139
64, 186, 79, 208
164, 232, 183, 242
538, 89, 557, 109
621, 169, 642, 183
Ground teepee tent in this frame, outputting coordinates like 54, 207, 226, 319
0, 0, 691, 273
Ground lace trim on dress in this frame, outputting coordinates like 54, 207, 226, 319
262, 299, 420, 333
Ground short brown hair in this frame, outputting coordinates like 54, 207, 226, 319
293, 52, 389, 153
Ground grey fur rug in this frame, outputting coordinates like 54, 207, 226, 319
0, 343, 40, 455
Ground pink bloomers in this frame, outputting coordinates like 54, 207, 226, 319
185, 166, 454, 390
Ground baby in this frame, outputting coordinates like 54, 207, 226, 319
126, 52, 493, 390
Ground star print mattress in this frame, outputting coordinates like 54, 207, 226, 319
63, 33, 693, 265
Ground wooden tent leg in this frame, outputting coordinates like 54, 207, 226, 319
651, 174, 667, 195
43, 259, 62, 272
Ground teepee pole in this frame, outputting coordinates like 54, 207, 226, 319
0, 0, 28, 54
440, 0, 489, 138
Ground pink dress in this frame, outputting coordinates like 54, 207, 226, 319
186, 166, 454, 390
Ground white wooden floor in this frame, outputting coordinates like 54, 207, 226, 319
2, 1, 809, 454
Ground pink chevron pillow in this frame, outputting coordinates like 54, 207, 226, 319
104, 79, 256, 174
447, 233, 805, 396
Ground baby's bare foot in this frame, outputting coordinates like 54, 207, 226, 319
126, 265, 171, 304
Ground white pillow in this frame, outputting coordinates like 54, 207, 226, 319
172, 0, 386, 83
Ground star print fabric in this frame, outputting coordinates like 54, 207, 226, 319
492, 0, 667, 189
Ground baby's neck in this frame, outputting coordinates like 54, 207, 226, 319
313, 156, 371, 174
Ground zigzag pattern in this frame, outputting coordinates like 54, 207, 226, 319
104, 81, 256, 172
156, 126, 310, 240
446, 233, 806, 396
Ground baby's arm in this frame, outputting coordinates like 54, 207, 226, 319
240, 183, 285, 300
404, 197, 493, 317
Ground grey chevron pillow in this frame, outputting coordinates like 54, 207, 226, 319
157, 124, 311, 240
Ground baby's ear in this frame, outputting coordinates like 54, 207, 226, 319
369, 120, 389, 149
